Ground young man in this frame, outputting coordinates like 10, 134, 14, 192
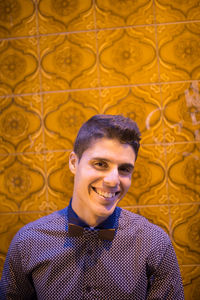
0, 115, 184, 299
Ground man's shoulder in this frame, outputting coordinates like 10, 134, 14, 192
118, 208, 170, 243
15, 207, 68, 241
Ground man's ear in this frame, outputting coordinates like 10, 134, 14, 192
69, 151, 78, 175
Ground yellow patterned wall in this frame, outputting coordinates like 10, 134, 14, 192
0, 0, 200, 298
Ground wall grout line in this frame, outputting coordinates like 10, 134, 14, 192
0, 140, 199, 157
1, 19, 200, 41
93, 0, 102, 113
35, 0, 49, 211
152, 0, 172, 239
0, 79, 199, 98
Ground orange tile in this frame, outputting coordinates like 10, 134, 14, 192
0, 154, 47, 213
96, 0, 154, 28
43, 91, 99, 151
162, 82, 200, 143
155, 0, 200, 23
0, 38, 40, 94
171, 204, 200, 265
158, 23, 200, 81
181, 266, 200, 300
0, 0, 37, 38
98, 27, 158, 86
0, 96, 43, 154
101, 85, 164, 144
40, 32, 98, 91
166, 143, 200, 204
38, 0, 95, 34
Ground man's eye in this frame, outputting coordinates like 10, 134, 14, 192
94, 161, 107, 168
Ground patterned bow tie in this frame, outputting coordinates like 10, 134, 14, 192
68, 223, 115, 241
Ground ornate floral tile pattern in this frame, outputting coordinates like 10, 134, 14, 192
171, 204, 200, 265
96, 0, 154, 27
155, 0, 200, 23
38, 0, 94, 34
40, 33, 98, 90
158, 23, 200, 81
0, 0, 36, 38
0, 38, 40, 94
0, 0, 199, 296
181, 266, 200, 300
98, 27, 158, 85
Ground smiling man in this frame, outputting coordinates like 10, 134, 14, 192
69, 137, 135, 227
0, 115, 184, 299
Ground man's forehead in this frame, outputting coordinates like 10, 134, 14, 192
86, 137, 132, 150
81, 137, 136, 162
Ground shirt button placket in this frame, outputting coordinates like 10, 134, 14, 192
83, 228, 98, 298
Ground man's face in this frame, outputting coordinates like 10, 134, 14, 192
69, 138, 136, 224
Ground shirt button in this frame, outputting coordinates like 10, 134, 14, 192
87, 249, 93, 255
86, 286, 91, 293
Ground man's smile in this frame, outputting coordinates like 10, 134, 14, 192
91, 186, 121, 199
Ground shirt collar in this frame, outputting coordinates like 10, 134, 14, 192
68, 198, 116, 229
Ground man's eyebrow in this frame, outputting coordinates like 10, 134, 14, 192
119, 163, 134, 170
91, 157, 110, 161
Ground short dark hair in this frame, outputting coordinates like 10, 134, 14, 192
74, 114, 141, 160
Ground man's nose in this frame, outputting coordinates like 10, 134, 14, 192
103, 168, 120, 186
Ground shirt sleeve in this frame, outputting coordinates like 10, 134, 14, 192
146, 239, 185, 300
0, 231, 36, 300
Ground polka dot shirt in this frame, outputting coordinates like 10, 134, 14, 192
0, 207, 184, 299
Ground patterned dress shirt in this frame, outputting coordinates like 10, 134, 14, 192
0, 203, 184, 299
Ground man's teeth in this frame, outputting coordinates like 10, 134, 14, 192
94, 189, 117, 198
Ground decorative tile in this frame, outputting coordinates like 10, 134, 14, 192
119, 145, 167, 206
47, 151, 72, 211
171, 204, 200, 265
0, 212, 47, 277
166, 143, 200, 204
0, 96, 43, 154
0, 38, 40, 95
101, 85, 164, 145
162, 81, 200, 143
0, 154, 46, 213
43, 91, 99, 151
98, 27, 158, 86
155, 0, 200, 23
181, 266, 200, 300
40, 32, 97, 91
38, 0, 94, 34
0, 0, 37, 38
95, 0, 154, 28
158, 23, 200, 82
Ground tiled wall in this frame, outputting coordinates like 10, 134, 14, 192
0, 0, 200, 298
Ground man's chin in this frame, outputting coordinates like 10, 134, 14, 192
94, 203, 117, 218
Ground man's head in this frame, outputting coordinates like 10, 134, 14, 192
69, 114, 141, 226
73, 114, 141, 160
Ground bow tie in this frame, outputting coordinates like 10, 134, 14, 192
68, 223, 115, 241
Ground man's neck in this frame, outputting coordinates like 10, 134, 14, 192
71, 202, 106, 227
